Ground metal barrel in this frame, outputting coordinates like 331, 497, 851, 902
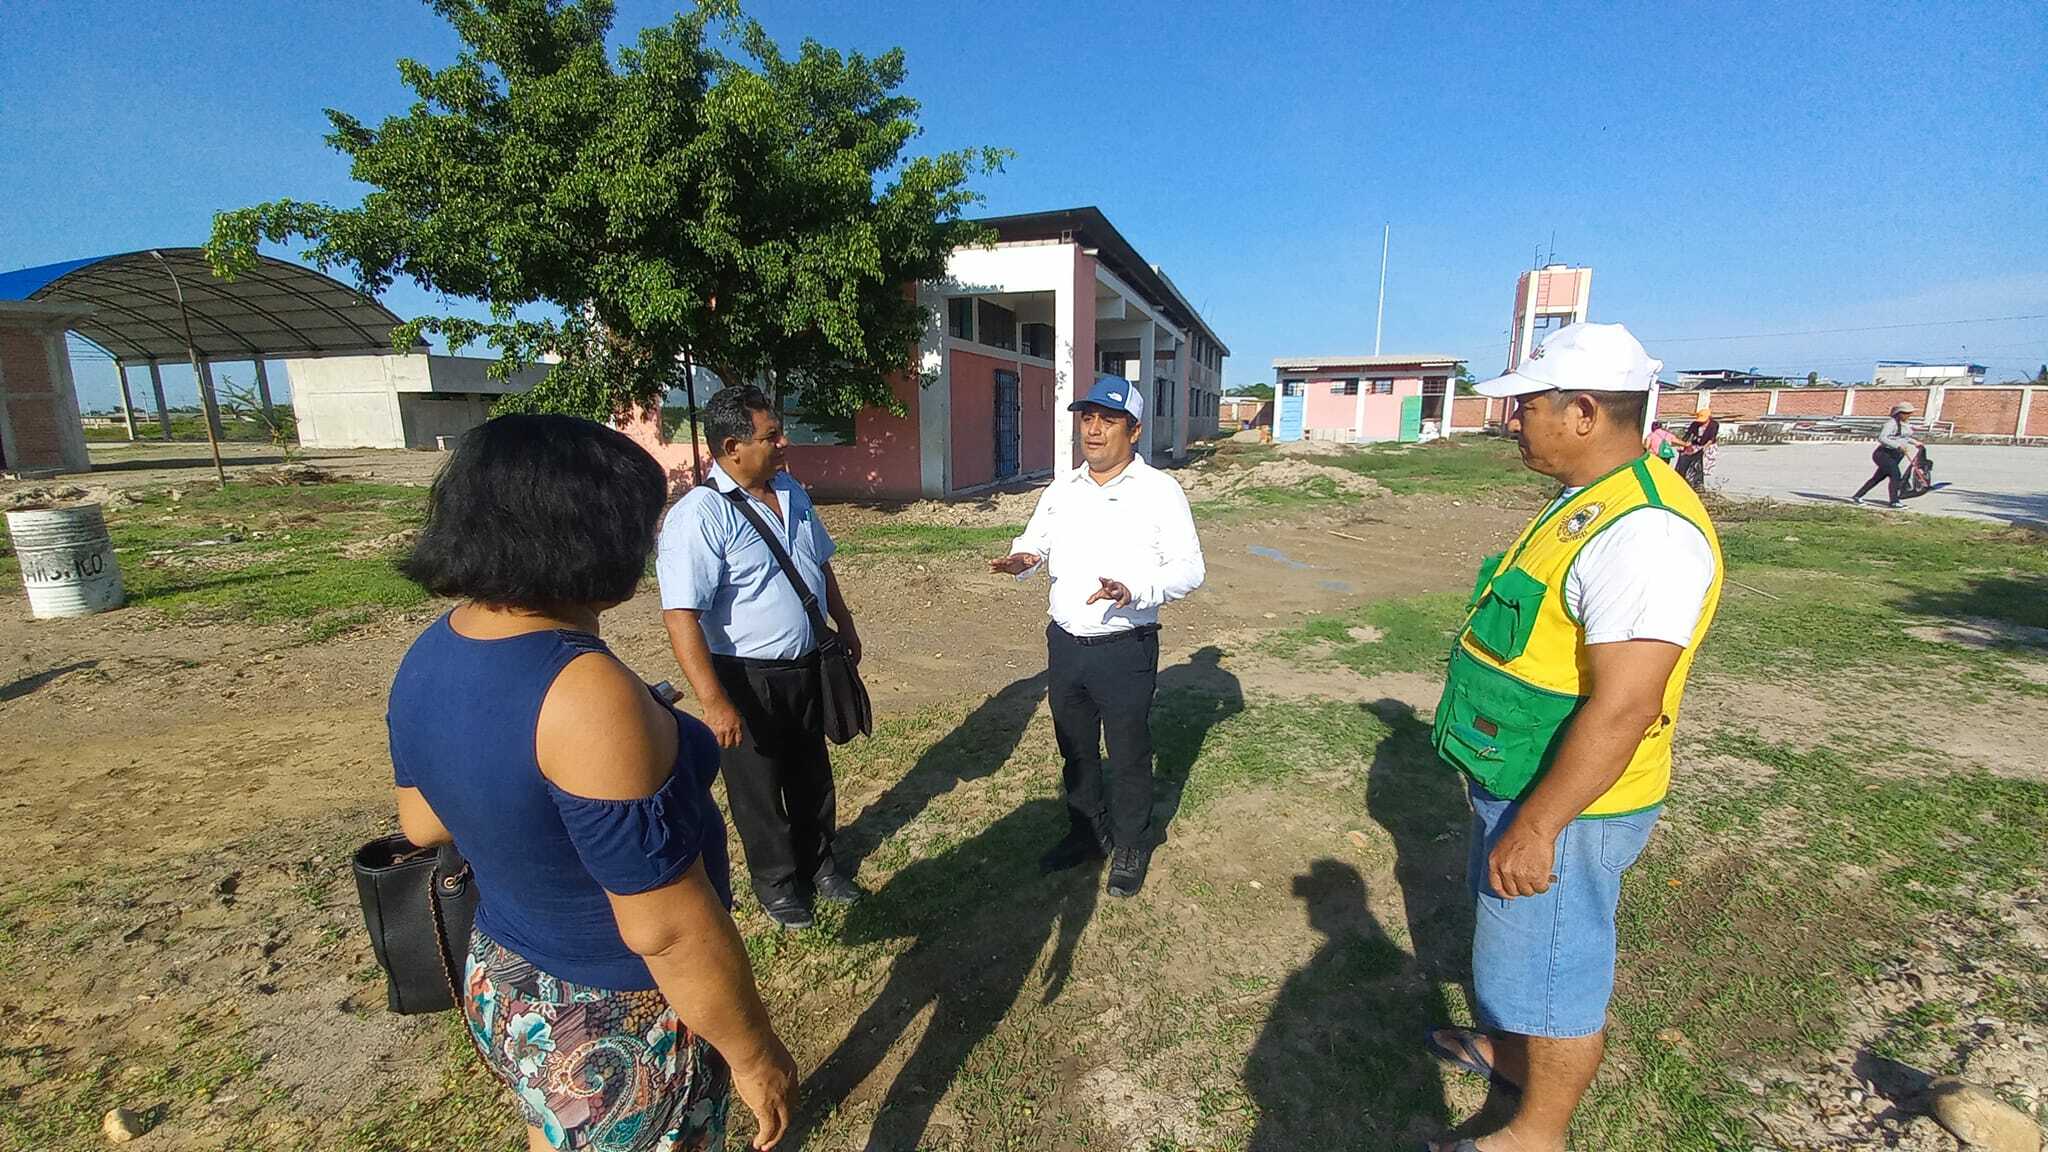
6, 504, 125, 619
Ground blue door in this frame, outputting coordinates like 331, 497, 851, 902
993, 370, 1020, 480
1276, 382, 1305, 441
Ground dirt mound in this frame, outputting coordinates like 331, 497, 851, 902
1276, 438, 1349, 457
1176, 459, 1384, 503
895, 488, 1043, 527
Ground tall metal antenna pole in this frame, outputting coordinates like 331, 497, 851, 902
149, 250, 228, 490
1373, 224, 1389, 356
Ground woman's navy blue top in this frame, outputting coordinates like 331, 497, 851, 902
387, 614, 731, 991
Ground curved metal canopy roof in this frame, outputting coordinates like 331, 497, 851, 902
0, 248, 414, 362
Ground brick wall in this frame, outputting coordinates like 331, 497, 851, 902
0, 328, 68, 471
1775, 388, 1848, 416
1451, 396, 1493, 429
1849, 388, 1928, 417
1939, 388, 2023, 436
2030, 395, 2048, 438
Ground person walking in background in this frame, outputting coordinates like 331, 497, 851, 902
1643, 420, 1680, 466
1421, 324, 1722, 1152
1852, 401, 1919, 508
659, 386, 864, 931
990, 375, 1205, 898
388, 415, 797, 1151
1673, 405, 1719, 490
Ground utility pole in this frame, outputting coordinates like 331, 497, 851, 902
1373, 223, 1389, 356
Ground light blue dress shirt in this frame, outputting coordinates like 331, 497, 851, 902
656, 465, 836, 660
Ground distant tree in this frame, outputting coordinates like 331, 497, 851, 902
217, 377, 300, 456
1806, 371, 1819, 388
2036, 364, 2048, 386
1454, 363, 1479, 396
1227, 383, 1274, 400
207, 0, 1007, 425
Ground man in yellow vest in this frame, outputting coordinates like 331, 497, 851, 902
1423, 323, 1723, 1152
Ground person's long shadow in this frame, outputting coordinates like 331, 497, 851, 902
1241, 859, 1414, 1148
1364, 697, 1518, 1140
1150, 645, 1244, 843
800, 798, 1099, 1149
837, 672, 1048, 875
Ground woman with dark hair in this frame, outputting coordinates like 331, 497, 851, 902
387, 414, 796, 1152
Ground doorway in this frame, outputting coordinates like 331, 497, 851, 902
993, 369, 1020, 481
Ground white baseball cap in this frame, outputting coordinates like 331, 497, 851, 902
1476, 322, 1664, 398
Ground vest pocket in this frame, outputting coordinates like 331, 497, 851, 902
1465, 566, 1547, 663
1433, 648, 1581, 800
1467, 552, 1506, 608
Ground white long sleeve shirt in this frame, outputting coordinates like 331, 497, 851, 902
1010, 455, 1206, 637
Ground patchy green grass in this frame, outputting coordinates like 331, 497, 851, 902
0, 480, 429, 638
1267, 592, 1466, 678
832, 520, 1025, 558
1319, 436, 1549, 498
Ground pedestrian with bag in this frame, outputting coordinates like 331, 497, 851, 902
659, 385, 868, 932
990, 375, 1206, 898
385, 414, 796, 1151
1852, 401, 1919, 508
1420, 324, 1722, 1152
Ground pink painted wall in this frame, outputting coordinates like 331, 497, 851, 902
950, 348, 1006, 491
617, 370, 923, 502
1021, 361, 1055, 472
1303, 379, 1357, 433
1068, 252, 1097, 470
1360, 377, 1423, 440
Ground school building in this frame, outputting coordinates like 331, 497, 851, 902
623, 207, 1229, 500
1270, 355, 1466, 443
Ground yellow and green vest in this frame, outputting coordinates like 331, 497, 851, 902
1432, 456, 1723, 816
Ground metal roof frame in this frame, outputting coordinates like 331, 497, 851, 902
0, 248, 416, 362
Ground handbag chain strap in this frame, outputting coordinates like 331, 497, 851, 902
428, 859, 493, 1066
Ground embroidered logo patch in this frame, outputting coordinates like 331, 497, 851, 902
1557, 502, 1605, 541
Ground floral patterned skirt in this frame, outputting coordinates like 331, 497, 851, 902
462, 930, 730, 1151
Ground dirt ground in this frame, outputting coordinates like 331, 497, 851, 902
0, 449, 1530, 1149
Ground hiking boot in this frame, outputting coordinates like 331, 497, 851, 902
1106, 845, 1152, 898
1039, 822, 1111, 874
761, 896, 815, 930
813, 872, 865, 905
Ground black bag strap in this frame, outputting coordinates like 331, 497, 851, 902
720, 486, 834, 641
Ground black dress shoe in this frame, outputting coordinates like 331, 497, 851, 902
1039, 823, 1111, 874
1107, 845, 1152, 898
761, 896, 815, 930
813, 872, 865, 904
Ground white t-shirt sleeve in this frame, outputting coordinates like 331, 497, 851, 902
1564, 510, 1716, 647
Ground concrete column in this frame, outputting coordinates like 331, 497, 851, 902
1766, 388, 1780, 416
1842, 387, 1856, 416
1136, 319, 1157, 458
1925, 384, 1945, 427
147, 360, 172, 440
2016, 387, 2034, 439
253, 358, 274, 416
196, 359, 225, 441
115, 360, 138, 440
1173, 336, 1190, 460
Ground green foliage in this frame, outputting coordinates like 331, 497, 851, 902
1453, 363, 1478, 395
207, 0, 1007, 422
1226, 383, 1273, 400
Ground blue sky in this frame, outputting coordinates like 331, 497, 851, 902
4, 0, 2044, 411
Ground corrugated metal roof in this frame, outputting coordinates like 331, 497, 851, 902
0, 248, 412, 361
1272, 354, 1464, 371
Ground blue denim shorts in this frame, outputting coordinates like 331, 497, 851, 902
1467, 779, 1660, 1039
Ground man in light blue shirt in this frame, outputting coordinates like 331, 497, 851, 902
658, 385, 864, 930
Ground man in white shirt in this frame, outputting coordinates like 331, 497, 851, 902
990, 375, 1205, 897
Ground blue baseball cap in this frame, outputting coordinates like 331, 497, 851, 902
1068, 373, 1146, 424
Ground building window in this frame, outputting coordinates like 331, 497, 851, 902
1371, 379, 1394, 395
1334, 379, 1359, 395
947, 297, 973, 341
1282, 380, 1304, 397
977, 300, 1017, 351
1021, 322, 1052, 360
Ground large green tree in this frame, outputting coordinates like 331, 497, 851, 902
207, 0, 1004, 422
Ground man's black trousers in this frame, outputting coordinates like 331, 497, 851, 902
711, 652, 838, 904
1046, 622, 1160, 849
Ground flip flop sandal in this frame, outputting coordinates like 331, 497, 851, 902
1423, 1027, 1522, 1096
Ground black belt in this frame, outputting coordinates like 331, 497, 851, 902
1052, 623, 1160, 647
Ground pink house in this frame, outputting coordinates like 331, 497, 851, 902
1270, 355, 1465, 443
623, 207, 1229, 501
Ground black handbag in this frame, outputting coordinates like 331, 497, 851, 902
351, 834, 479, 1014
721, 487, 873, 744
